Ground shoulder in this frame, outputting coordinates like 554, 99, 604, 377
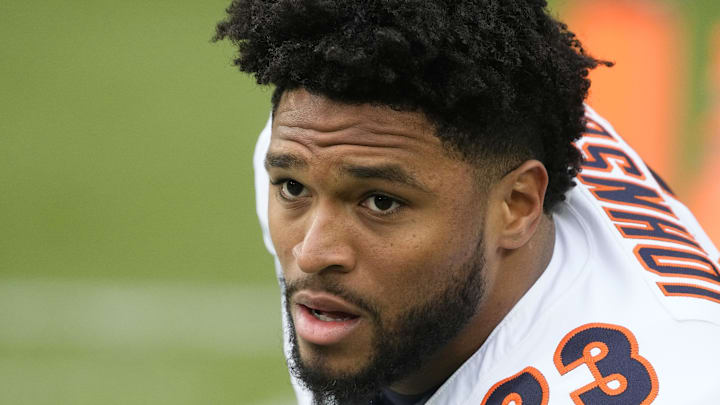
567, 105, 720, 325
428, 107, 720, 404
457, 319, 720, 405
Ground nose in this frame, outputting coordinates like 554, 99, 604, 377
292, 206, 356, 274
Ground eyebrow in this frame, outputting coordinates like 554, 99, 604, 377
265, 152, 308, 170
265, 152, 429, 192
343, 164, 429, 192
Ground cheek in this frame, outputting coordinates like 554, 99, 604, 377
363, 216, 480, 309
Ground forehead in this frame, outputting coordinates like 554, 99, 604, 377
267, 90, 487, 199
272, 90, 442, 151
274, 89, 435, 134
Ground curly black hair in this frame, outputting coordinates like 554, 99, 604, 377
214, 0, 611, 211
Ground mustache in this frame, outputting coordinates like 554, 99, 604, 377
282, 276, 380, 321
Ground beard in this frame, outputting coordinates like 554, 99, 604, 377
282, 241, 487, 405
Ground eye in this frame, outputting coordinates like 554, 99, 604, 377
362, 194, 401, 214
279, 179, 310, 200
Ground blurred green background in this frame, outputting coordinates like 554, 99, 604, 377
1, 0, 291, 403
0, 0, 717, 404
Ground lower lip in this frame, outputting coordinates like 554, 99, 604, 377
293, 304, 362, 346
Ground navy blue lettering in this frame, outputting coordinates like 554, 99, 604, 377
578, 175, 672, 214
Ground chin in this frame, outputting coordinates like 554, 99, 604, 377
297, 339, 372, 378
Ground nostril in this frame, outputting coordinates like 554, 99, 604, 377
293, 242, 356, 274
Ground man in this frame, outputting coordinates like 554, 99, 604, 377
215, 1, 720, 403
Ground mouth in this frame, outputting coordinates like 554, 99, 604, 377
292, 292, 364, 346
303, 305, 359, 322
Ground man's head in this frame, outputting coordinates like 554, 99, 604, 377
268, 90, 491, 403
215, 0, 607, 402
216, 0, 610, 211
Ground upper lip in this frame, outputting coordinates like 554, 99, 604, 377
293, 290, 362, 316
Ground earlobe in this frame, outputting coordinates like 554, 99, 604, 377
496, 160, 549, 250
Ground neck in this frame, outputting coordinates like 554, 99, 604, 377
388, 214, 556, 395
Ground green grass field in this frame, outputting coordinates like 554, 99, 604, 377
1, 0, 717, 403
0, 279, 292, 404
0, 0, 293, 403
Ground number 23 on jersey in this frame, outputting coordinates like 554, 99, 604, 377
481, 323, 658, 405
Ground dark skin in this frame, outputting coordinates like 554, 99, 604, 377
267, 89, 555, 395
390, 160, 556, 394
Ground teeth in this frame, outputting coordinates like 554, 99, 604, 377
311, 309, 350, 322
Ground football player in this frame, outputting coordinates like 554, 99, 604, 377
215, 1, 720, 403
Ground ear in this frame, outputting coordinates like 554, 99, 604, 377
492, 160, 549, 250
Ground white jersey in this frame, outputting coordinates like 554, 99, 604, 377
253, 107, 720, 404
